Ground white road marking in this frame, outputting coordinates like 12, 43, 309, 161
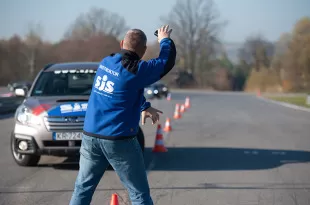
256, 96, 310, 113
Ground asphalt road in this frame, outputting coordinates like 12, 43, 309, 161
0, 91, 310, 205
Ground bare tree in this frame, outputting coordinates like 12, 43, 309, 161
64, 7, 129, 40
24, 22, 43, 80
271, 33, 291, 75
238, 34, 274, 72
161, 0, 225, 79
273, 33, 291, 58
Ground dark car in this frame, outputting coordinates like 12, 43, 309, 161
144, 81, 169, 99
7, 81, 32, 92
11, 62, 146, 167
0, 96, 24, 114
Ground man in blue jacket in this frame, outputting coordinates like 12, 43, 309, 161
70, 25, 176, 205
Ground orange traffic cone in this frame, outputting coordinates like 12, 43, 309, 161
173, 104, 181, 119
256, 89, 261, 97
164, 117, 172, 132
180, 104, 185, 113
152, 124, 168, 152
110, 193, 119, 205
184, 97, 190, 109
166, 93, 171, 101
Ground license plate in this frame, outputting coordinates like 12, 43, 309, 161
53, 132, 83, 140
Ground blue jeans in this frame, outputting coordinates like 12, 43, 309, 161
69, 134, 153, 205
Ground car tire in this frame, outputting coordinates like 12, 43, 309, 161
10, 134, 41, 167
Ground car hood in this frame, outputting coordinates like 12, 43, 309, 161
23, 96, 89, 117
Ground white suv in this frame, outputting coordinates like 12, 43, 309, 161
11, 62, 145, 166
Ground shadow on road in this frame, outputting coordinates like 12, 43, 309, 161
2, 182, 310, 194
144, 147, 310, 171
38, 147, 310, 171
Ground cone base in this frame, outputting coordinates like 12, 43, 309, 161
152, 146, 168, 152
174, 113, 181, 119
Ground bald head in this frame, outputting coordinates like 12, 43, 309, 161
121, 29, 147, 58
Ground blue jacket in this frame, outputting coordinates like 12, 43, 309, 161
83, 38, 176, 140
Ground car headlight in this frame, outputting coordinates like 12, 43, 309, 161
154, 90, 158, 94
162, 87, 167, 91
15, 105, 41, 126
147, 90, 153, 95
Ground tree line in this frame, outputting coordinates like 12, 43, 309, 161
237, 16, 310, 93
1, 0, 309, 93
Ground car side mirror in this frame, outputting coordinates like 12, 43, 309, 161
15, 88, 27, 97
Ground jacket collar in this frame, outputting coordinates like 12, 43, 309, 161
119, 49, 140, 60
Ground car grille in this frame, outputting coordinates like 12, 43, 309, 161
43, 116, 85, 132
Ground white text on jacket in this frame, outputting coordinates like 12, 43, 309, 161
94, 75, 115, 94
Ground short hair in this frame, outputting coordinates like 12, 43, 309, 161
123, 29, 147, 51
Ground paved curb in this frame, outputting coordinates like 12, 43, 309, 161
257, 96, 310, 113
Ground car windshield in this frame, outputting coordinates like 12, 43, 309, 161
30, 70, 96, 96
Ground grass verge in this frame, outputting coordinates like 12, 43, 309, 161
267, 96, 310, 108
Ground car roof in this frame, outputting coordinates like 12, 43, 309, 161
44, 62, 100, 72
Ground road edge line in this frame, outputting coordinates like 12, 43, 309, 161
256, 96, 310, 113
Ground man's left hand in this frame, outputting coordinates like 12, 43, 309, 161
141, 107, 163, 125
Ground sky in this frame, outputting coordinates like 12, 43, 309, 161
0, 0, 309, 44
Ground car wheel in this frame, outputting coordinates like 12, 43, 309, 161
10, 134, 41, 167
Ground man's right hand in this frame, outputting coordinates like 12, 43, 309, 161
157, 25, 172, 43
141, 106, 163, 125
